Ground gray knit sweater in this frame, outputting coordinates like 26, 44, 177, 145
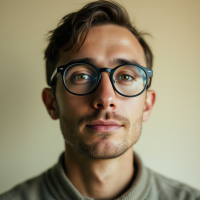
0, 152, 200, 200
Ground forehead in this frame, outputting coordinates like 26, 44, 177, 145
58, 24, 146, 68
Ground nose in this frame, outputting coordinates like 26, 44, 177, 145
92, 72, 118, 110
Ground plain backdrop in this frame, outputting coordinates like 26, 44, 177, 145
0, 0, 200, 193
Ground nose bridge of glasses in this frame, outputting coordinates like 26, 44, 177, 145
98, 68, 114, 84
99, 68, 112, 74
98, 68, 115, 88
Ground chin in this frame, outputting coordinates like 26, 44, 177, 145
78, 137, 131, 159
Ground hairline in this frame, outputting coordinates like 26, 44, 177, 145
54, 23, 148, 73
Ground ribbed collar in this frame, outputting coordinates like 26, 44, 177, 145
45, 152, 151, 200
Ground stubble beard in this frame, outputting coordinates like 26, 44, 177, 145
59, 109, 143, 159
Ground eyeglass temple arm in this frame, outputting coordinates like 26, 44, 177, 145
146, 69, 153, 89
50, 67, 65, 87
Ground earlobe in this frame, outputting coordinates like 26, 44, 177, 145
143, 90, 156, 122
42, 88, 59, 120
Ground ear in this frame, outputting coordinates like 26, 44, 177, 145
143, 90, 156, 122
42, 88, 59, 120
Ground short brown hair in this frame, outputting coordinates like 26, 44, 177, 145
44, 0, 153, 87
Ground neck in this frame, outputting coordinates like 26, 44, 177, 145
64, 143, 135, 199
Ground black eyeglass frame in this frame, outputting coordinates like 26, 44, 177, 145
50, 62, 153, 97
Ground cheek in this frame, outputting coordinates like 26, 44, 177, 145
120, 95, 145, 121
121, 96, 145, 143
56, 83, 90, 119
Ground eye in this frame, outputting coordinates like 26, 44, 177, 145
74, 74, 91, 80
116, 74, 134, 81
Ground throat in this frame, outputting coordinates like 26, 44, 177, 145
64, 146, 135, 199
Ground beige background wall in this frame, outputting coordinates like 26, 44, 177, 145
0, 0, 200, 193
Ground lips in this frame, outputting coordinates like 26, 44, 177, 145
86, 120, 122, 131
87, 120, 121, 126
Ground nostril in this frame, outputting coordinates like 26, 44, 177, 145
97, 103, 102, 108
96, 103, 114, 108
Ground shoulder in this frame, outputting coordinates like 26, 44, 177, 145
147, 168, 200, 200
0, 173, 54, 200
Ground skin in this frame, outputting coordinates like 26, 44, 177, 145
42, 24, 156, 199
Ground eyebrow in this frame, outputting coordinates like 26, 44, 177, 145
64, 57, 141, 67
112, 58, 140, 66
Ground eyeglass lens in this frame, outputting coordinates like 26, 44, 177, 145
63, 63, 147, 96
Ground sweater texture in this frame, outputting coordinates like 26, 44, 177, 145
0, 152, 200, 200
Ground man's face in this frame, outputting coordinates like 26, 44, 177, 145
54, 25, 149, 159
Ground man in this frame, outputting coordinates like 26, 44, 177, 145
0, 0, 200, 199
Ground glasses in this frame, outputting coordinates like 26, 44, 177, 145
50, 62, 153, 97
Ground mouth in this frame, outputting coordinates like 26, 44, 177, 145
86, 125, 122, 132
86, 120, 123, 132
